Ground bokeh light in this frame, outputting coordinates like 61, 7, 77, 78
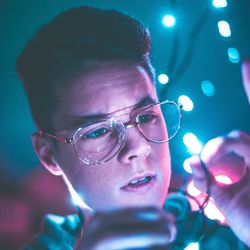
204, 199, 226, 223
187, 181, 201, 197
228, 47, 240, 64
158, 73, 169, 84
183, 158, 192, 174
212, 0, 227, 8
162, 14, 176, 27
178, 95, 194, 111
183, 132, 203, 154
218, 20, 231, 37
201, 80, 215, 97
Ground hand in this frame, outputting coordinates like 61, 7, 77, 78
76, 207, 176, 250
24, 214, 81, 250
190, 59, 250, 246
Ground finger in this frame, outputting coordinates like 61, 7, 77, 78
200, 131, 250, 169
61, 214, 81, 236
241, 59, 250, 104
190, 155, 215, 194
43, 214, 76, 245
26, 234, 72, 250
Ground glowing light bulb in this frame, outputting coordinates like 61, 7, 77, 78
187, 181, 201, 197
213, 0, 227, 8
178, 95, 194, 112
183, 158, 192, 174
228, 47, 240, 64
218, 20, 231, 37
158, 74, 169, 84
183, 132, 203, 154
162, 15, 176, 27
204, 199, 225, 223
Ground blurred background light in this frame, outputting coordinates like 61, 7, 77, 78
162, 14, 176, 27
183, 158, 192, 174
212, 0, 227, 8
227, 47, 240, 64
187, 181, 201, 197
178, 95, 194, 111
218, 20, 231, 37
201, 80, 215, 97
184, 242, 200, 250
183, 132, 203, 154
158, 73, 169, 84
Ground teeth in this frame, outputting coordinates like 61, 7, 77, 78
129, 176, 149, 185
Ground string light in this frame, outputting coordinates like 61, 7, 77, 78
212, 0, 227, 8
183, 132, 203, 154
218, 20, 231, 37
228, 47, 240, 63
162, 14, 176, 27
178, 95, 194, 112
158, 73, 169, 84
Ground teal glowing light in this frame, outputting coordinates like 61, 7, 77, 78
228, 47, 240, 64
201, 80, 215, 97
162, 15, 176, 27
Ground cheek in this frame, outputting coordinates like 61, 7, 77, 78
151, 143, 171, 178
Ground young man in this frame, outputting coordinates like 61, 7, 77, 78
17, 6, 250, 249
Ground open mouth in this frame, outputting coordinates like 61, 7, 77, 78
121, 175, 157, 193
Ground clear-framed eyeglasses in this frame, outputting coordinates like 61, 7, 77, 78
40, 100, 182, 165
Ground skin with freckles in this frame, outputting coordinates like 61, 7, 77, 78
35, 61, 171, 213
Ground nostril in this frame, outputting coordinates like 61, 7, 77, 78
128, 155, 137, 161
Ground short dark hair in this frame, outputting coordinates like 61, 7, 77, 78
16, 6, 154, 131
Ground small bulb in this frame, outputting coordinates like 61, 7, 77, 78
162, 15, 176, 27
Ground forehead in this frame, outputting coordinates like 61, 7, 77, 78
52, 62, 157, 131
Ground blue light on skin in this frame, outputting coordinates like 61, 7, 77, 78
178, 95, 194, 112
212, 0, 227, 8
201, 80, 215, 97
218, 20, 231, 37
158, 74, 169, 84
228, 47, 240, 64
162, 15, 176, 27
184, 242, 200, 250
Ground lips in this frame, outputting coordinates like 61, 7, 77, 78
121, 174, 157, 193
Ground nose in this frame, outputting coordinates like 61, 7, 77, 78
117, 125, 151, 163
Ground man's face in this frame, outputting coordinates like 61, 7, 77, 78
51, 62, 171, 211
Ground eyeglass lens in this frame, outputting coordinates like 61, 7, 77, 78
73, 102, 180, 164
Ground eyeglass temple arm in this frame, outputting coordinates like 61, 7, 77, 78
38, 129, 73, 144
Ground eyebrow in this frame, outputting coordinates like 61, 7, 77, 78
64, 96, 157, 131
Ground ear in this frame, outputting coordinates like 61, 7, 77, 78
32, 132, 63, 176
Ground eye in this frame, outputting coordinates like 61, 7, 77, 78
137, 113, 157, 124
82, 128, 109, 139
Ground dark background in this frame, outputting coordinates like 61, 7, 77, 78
0, 1, 250, 249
